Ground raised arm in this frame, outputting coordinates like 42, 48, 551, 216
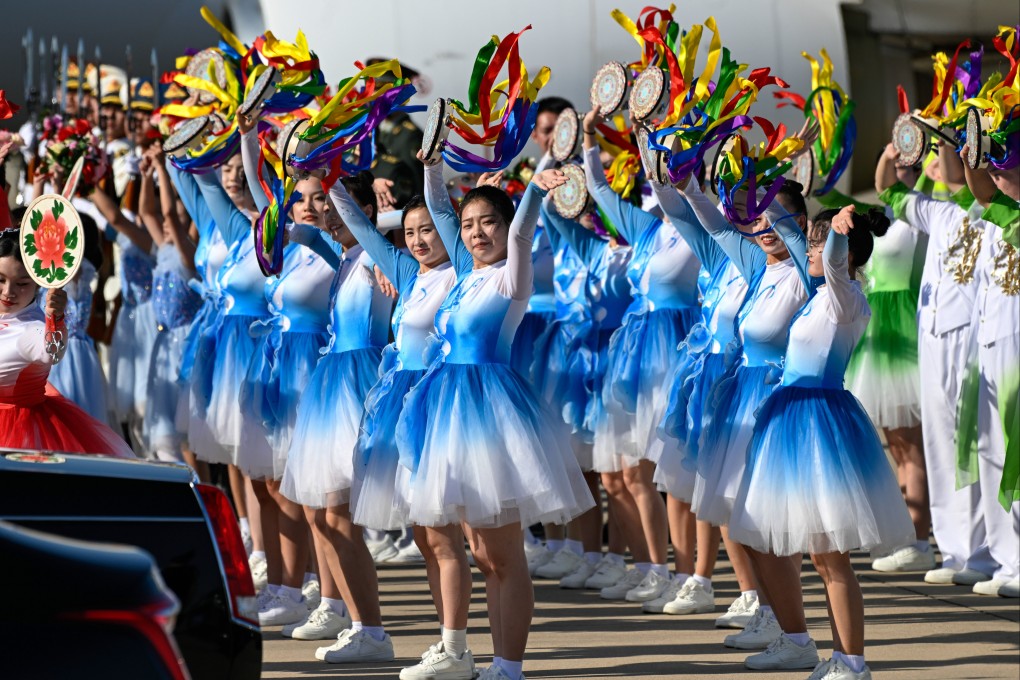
503, 180, 550, 300
164, 155, 215, 245
286, 223, 342, 270
192, 170, 252, 247
328, 181, 418, 289
240, 128, 270, 213
652, 181, 725, 272
581, 145, 658, 245
88, 187, 154, 253
764, 200, 811, 294
679, 181, 765, 281
540, 199, 607, 268
423, 161, 473, 274
153, 159, 196, 272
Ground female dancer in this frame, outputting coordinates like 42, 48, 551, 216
333, 186, 466, 675
583, 108, 703, 604
729, 205, 914, 680
398, 154, 591, 680
0, 225, 132, 457
650, 178, 763, 625
845, 154, 932, 573
679, 177, 814, 658
137, 148, 203, 462
280, 172, 401, 659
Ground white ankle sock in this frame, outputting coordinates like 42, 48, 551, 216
675, 572, 692, 584
546, 539, 564, 553
278, 585, 303, 603
914, 540, 931, 552
606, 552, 626, 567
649, 563, 669, 578
759, 605, 774, 616
303, 572, 317, 584
493, 656, 503, 669
362, 625, 386, 642
635, 562, 651, 574
584, 552, 602, 566
251, 550, 266, 561
692, 574, 712, 590
442, 628, 467, 657
239, 517, 250, 534
563, 539, 583, 555
784, 632, 811, 647
523, 527, 540, 545
741, 589, 757, 599
499, 659, 523, 679
322, 597, 346, 616
842, 653, 866, 672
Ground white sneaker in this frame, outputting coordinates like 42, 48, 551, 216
715, 591, 758, 628
559, 559, 599, 589
871, 545, 936, 572
535, 549, 584, 579
625, 570, 671, 602
817, 657, 873, 679
724, 607, 782, 650
599, 568, 645, 600
399, 645, 476, 680
662, 577, 715, 615
258, 592, 308, 626
524, 541, 555, 575
367, 533, 400, 564
240, 524, 253, 555
389, 540, 427, 565
302, 579, 321, 610
641, 578, 682, 613
998, 578, 1020, 598
316, 629, 354, 661
249, 554, 268, 592
283, 601, 351, 640
973, 578, 1011, 596
744, 635, 819, 670
323, 629, 396, 663
584, 557, 628, 589
807, 658, 836, 680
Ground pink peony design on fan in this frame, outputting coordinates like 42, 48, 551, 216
22, 200, 79, 285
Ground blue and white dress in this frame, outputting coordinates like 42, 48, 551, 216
683, 184, 811, 527
281, 212, 394, 509
529, 211, 593, 446
168, 164, 231, 464
510, 227, 556, 384
583, 147, 702, 471
396, 166, 594, 529
651, 184, 749, 501
729, 229, 914, 556
45, 260, 113, 426
143, 243, 203, 456
106, 228, 156, 422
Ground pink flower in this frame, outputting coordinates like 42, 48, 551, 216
36, 212, 68, 271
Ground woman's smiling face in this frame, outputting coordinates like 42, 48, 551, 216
0, 256, 39, 314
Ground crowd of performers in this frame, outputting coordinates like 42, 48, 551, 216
1, 6, 1018, 680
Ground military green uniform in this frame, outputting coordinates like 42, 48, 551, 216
372, 111, 424, 209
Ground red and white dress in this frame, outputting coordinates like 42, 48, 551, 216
0, 304, 133, 456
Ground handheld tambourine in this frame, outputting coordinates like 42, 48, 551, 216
964, 106, 996, 170
791, 149, 815, 196
238, 68, 282, 117
163, 115, 216, 159
421, 98, 452, 165
277, 119, 317, 180
590, 62, 629, 116
629, 68, 669, 124
60, 155, 85, 200
550, 108, 583, 163
184, 48, 228, 106
552, 164, 590, 220
710, 133, 743, 188
636, 126, 666, 185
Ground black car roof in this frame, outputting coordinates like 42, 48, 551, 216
0, 449, 196, 484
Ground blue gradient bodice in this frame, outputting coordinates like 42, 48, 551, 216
781, 283, 870, 388
702, 259, 748, 353
628, 221, 702, 313
529, 228, 556, 314
435, 262, 527, 365
737, 259, 809, 367
152, 245, 202, 331
552, 238, 588, 324
324, 246, 393, 354
268, 245, 333, 334
393, 264, 457, 370
115, 233, 153, 307
218, 240, 270, 318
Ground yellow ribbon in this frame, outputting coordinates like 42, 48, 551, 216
200, 5, 248, 59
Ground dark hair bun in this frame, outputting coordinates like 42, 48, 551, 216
858, 208, 890, 237
782, 179, 805, 195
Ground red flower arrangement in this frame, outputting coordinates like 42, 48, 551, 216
40, 114, 108, 193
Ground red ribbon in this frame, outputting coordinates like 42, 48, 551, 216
637, 27, 684, 118
896, 85, 910, 114
931, 41, 970, 116
476, 25, 531, 133
752, 117, 787, 155
0, 90, 22, 120
773, 91, 806, 110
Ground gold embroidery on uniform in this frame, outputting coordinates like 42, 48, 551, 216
944, 216, 982, 284
992, 240, 1020, 296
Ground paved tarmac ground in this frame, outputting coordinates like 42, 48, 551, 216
261, 549, 1020, 679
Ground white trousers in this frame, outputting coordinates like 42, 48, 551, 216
977, 332, 1020, 581
919, 327, 994, 573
